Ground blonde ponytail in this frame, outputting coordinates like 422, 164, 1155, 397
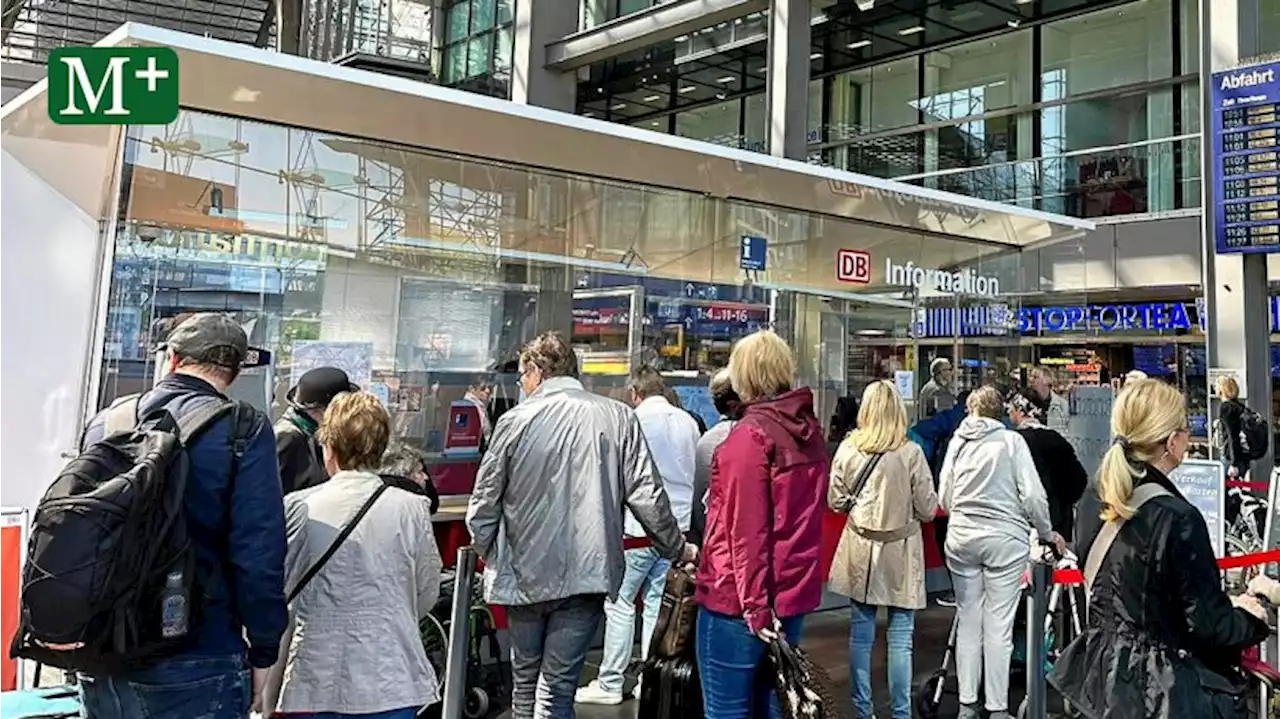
1097, 379, 1187, 523
1097, 442, 1137, 522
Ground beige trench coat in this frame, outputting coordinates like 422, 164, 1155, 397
827, 440, 939, 610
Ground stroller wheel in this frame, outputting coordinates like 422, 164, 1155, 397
914, 669, 947, 719
463, 687, 490, 719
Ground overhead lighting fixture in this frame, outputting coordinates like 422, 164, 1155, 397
855, 0, 874, 9
810, 52, 823, 60
650, 120, 661, 127
717, 76, 736, 83
678, 85, 697, 93
643, 94, 662, 102
582, 111, 595, 117
675, 34, 688, 41
610, 102, 627, 110
898, 25, 925, 35
715, 92, 727, 100
847, 39, 871, 49
1015, 0, 1033, 4
1007, 19, 1021, 28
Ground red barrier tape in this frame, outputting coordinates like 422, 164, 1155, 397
1053, 549, 1280, 586
1225, 479, 1270, 492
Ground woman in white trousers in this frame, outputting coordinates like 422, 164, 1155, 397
938, 387, 1064, 719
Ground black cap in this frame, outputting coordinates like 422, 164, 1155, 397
166, 313, 248, 368
288, 367, 359, 409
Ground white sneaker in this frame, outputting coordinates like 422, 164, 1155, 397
575, 680, 624, 705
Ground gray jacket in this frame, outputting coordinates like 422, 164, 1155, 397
276, 472, 442, 714
690, 419, 735, 545
467, 376, 685, 606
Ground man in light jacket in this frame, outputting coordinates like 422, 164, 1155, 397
577, 365, 701, 705
467, 332, 695, 719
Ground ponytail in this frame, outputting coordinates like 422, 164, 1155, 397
1097, 378, 1186, 523
1097, 441, 1138, 522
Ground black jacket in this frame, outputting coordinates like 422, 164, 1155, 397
1049, 466, 1269, 718
1015, 424, 1087, 540
1218, 399, 1251, 474
274, 408, 328, 495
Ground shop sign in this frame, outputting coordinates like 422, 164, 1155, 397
1020, 302, 1192, 333
837, 249, 872, 284
885, 258, 1001, 298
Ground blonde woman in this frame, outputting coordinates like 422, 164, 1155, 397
696, 330, 830, 719
939, 386, 1062, 719
275, 392, 443, 719
1049, 379, 1269, 719
829, 381, 938, 719
1214, 374, 1253, 479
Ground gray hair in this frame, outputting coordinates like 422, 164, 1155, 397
379, 445, 427, 478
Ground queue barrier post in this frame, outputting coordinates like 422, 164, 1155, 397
441, 546, 478, 719
1024, 558, 1051, 719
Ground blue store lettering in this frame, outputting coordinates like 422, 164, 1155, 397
1020, 302, 1192, 333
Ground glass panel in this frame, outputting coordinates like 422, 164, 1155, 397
742, 93, 766, 153
675, 99, 742, 149
466, 34, 491, 79
830, 56, 919, 138
494, 26, 513, 74
447, 2, 470, 43
470, 0, 495, 33
497, 0, 514, 26
922, 30, 1032, 116
1040, 0, 1173, 97
1257, 1, 1280, 58
103, 108, 1024, 495
445, 43, 467, 83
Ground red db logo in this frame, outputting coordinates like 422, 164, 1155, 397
837, 249, 871, 284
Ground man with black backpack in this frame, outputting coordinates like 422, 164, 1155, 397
13, 313, 288, 718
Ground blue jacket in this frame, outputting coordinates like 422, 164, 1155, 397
82, 373, 288, 669
908, 404, 967, 482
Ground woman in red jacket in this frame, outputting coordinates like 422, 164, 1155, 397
695, 330, 831, 719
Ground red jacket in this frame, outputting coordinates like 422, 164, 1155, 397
695, 388, 830, 633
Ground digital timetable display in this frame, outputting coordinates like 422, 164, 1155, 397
1213, 61, 1280, 254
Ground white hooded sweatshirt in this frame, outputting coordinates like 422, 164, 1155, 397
938, 416, 1054, 544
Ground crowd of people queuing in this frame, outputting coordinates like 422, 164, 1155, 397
54, 311, 1280, 719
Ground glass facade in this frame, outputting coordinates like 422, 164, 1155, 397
440, 0, 515, 98
100, 109, 1032, 492
596, 0, 1198, 220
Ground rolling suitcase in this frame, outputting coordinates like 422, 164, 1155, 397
637, 655, 704, 719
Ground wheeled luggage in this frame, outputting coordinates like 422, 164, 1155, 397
637, 655, 704, 719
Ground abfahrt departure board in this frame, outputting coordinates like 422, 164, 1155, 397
1212, 60, 1280, 254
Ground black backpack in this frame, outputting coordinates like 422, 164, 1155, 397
1239, 406, 1270, 461
10, 394, 257, 675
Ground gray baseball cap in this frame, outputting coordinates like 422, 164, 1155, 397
165, 313, 248, 368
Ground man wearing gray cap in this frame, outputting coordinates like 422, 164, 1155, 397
76, 313, 287, 718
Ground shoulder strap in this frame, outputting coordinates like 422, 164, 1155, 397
1083, 483, 1173, 593
288, 484, 389, 603
174, 398, 237, 444
848, 452, 885, 505
104, 395, 142, 436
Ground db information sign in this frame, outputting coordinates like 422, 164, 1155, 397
837, 249, 871, 284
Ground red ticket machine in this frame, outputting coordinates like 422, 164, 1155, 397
444, 400, 483, 456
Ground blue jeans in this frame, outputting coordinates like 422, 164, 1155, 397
849, 601, 915, 719
597, 547, 669, 694
289, 706, 414, 711
695, 607, 805, 719
78, 655, 249, 719
506, 594, 605, 719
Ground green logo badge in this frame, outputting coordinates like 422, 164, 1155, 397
48, 47, 179, 125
